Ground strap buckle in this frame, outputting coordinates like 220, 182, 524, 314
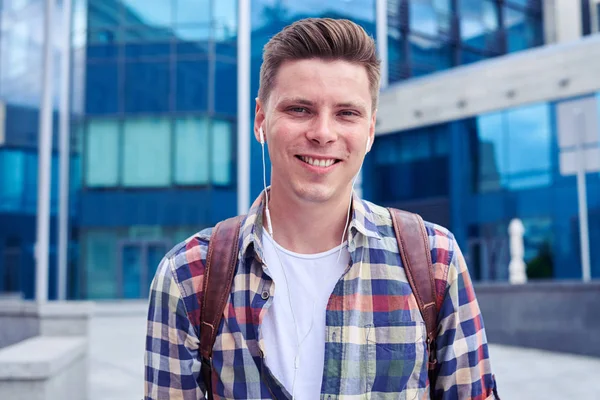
426, 337, 438, 370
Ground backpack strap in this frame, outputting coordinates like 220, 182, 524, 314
388, 208, 438, 376
199, 215, 245, 399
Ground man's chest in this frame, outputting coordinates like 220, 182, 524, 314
208, 257, 430, 399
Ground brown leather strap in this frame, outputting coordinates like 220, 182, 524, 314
388, 208, 438, 372
200, 215, 245, 398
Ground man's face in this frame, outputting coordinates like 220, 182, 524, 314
254, 59, 376, 205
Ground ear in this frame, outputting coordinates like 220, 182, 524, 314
254, 97, 266, 143
367, 109, 377, 153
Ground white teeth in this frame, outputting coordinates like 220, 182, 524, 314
300, 156, 335, 167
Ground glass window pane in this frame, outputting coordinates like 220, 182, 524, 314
175, 60, 209, 112
211, 120, 232, 186
504, 6, 544, 53
122, 0, 172, 27
87, 0, 120, 28
84, 231, 117, 299
85, 119, 120, 187
174, 0, 210, 25
409, 34, 453, 72
124, 61, 170, 113
459, 0, 500, 50
0, 150, 25, 211
175, 27, 210, 55
505, 103, 551, 188
121, 244, 142, 298
215, 61, 237, 115
122, 118, 171, 187
399, 133, 431, 162
410, 0, 452, 37
174, 117, 209, 185
214, 0, 237, 40
86, 61, 119, 114
21, 152, 37, 213
477, 112, 507, 192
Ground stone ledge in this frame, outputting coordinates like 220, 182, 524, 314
0, 301, 95, 318
0, 336, 86, 380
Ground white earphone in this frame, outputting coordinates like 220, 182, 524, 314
259, 127, 273, 235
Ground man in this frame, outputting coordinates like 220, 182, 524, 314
145, 18, 498, 399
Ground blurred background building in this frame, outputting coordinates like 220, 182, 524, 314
0, 0, 599, 300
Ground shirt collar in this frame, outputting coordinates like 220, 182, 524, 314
239, 189, 382, 261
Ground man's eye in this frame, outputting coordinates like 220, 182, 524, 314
290, 107, 308, 113
340, 110, 358, 117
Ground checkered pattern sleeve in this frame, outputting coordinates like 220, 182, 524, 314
433, 236, 499, 399
144, 255, 206, 399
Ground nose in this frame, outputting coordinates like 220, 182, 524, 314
305, 114, 337, 146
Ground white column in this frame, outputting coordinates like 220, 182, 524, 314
237, 0, 251, 215
574, 109, 591, 282
57, 0, 73, 301
550, 0, 583, 43
36, 0, 56, 303
376, 0, 389, 89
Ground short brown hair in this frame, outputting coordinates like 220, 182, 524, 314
258, 18, 381, 111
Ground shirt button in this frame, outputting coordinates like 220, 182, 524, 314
261, 290, 270, 300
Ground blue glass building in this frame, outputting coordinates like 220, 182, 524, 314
0, 0, 597, 299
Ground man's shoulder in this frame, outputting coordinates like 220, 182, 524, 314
157, 227, 215, 291
365, 201, 457, 247
365, 200, 458, 268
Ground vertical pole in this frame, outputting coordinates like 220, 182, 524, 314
237, 0, 251, 214
58, 0, 73, 300
376, 0, 389, 89
574, 108, 591, 282
36, 0, 56, 303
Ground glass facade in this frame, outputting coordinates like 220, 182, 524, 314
77, 0, 238, 299
0, 0, 81, 300
4, 0, 596, 300
366, 92, 600, 282
387, 0, 544, 83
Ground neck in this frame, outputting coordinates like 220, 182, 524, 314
265, 185, 353, 255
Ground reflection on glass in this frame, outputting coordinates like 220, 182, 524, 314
122, 118, 171, 187
85, 232, 117, 299
215, 61, 237, 115
122, 0, 172, 27
522, 217, 554, 280
174, 26, 211, 41
504, 6, 543, 53
476, 112, 506, 192
87, 0, 120, 28
0, 150, 25, 211
124, 61, 170, 113
121, 244, 142, 299
211, 120, 233, 186
410, 0, 452, 37
505, 104, 551, 174
86, 62, 119, 114
174, 117, 210, 185
253, 0, 376, 32
214, 0, 237, 39
409, 34, 453, 72
85, 120, 120, 187
176, 60, 209, 112
174, 0, 210, 25
459, 0, 498, 50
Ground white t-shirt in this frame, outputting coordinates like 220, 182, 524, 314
261, 231, 350, 399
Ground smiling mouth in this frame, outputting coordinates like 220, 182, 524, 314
296, 156, 341, 168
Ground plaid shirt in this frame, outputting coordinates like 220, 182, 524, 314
145, 193, 498, 399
